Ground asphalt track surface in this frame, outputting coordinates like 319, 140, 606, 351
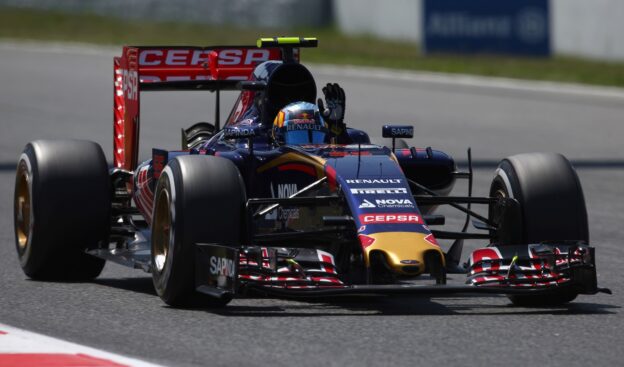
0, 42, 622, 367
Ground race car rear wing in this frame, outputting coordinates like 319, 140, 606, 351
113, 40, 309, 170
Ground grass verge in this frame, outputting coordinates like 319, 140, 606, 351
2, 6, 624, 87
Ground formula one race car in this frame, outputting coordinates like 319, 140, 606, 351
13, 37, 610, 307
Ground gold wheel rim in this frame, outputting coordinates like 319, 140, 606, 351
152, 188, 172, 273
15, 163, 31, 252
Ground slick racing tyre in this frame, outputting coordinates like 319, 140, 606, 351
182, 122, 215, 149
488, 152, 588, 306
151, 155, 246, 307
14, 140, 110, 280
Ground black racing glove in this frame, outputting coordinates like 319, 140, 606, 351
317, 83, 346, 138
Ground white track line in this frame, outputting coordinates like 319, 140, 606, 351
2, 39, 624, 100
0, 323, 165, 367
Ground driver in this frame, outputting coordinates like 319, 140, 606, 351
272, 83, 349, 145
273, 101, 328, 145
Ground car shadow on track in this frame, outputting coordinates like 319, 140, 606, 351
91, 277, 618, 316
206, 295, 619, 317
94, 277, 158, 296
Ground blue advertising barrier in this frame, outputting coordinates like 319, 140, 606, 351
423, 0, 550, 56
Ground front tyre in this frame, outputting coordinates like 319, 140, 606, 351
151, 155, 246, 307
489, 152, 588, 245
488, 152, 588, 306
14, 140, 110, 280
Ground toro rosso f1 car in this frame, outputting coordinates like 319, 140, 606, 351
13, 37, 610, 307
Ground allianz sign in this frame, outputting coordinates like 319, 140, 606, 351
423, 0, 550, 56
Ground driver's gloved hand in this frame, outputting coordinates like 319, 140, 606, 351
317, 83, 346, 137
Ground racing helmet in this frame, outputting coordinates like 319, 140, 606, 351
272, 102, 328, 145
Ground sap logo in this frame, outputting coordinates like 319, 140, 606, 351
346, 179, 401, 184
350, 188, 408, 195
375, 199, 414, 208
383, 125, 413, 138
359, 213, 423, 224
209, 256, 235, 277
391, 127, 413, 136
122, 69, 138, 101
359, 199, 376, 208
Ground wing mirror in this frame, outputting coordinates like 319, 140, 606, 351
382, 125, 413, 152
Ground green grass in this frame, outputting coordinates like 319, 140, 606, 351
2, 6, 624, 87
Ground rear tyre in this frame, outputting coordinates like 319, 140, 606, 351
488, 152, 588, 306
14, 140, 110, 280
151, 155, 246, 307
182, 122, 215, 149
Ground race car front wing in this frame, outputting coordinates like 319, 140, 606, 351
194, 242, 610, 302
